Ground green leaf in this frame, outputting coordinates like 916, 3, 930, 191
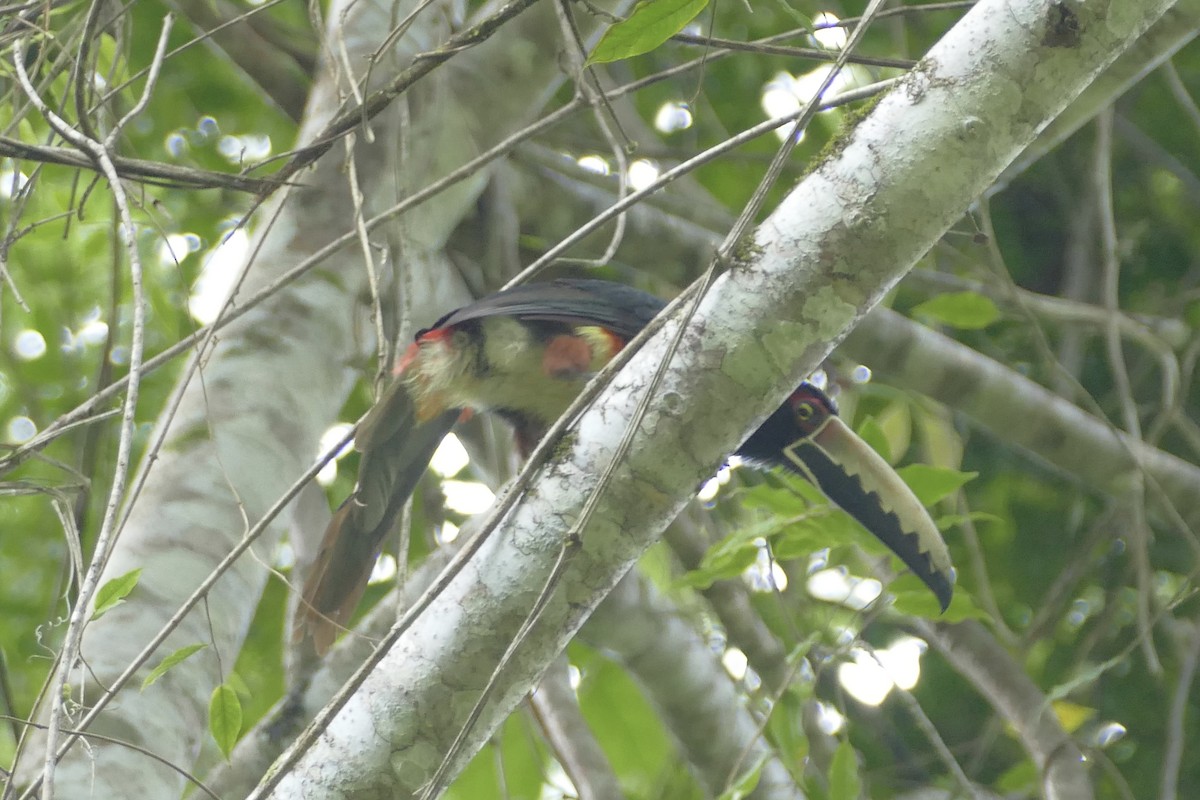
995, 759, 1037, 793
568, 647, 675, 790
1184, 299, 1200, 329
91, 568, 142, 620
828, 739, 862, 800
209, 683, 243, 759
896, 464, 977, 506
874, 401, 912, 463
739, 472, 824, 516
772, 515, 837, 560
717, 752, 767, 800
891, 575, 988, 621
913, 291, 1001, 329
814, 511, 875, 554
588, 0, 710, 64
936, 511, 1005, 529
225, 671, 251, 697
1051, 700, 1096, 733
1046, 652, 1127, 703
854, 417, 892, 462
913, 403, 964, 469
142, 644, 207, 690
765, 690, 809, 772
677, 531, 763, 589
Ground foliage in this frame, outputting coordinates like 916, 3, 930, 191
589, 0, 711, 65
90, 568, 141, 620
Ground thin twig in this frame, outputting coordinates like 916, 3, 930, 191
2, 715, 221, 800
553, 0, 628, 268
0, 135, 287, 192
671, 31, 915, 69
106, 21, 171, 146
70, 0, 110, 143
14, 423, 358, 800
507, 76, 901, 287
358, 0, 443, 140
833, 0, 978, 26
3, 59, 895, 476
12, 16, 171, 799
1160, 60, 1200, 135
1095, 109, 1161, 675
271, 0, 543, 184
344, 135, 389, 381
1159, 617, 1200, 800
888, 672, 982, 798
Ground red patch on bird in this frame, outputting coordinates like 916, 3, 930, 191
395, 342, 422, 374
395, 328, 452, 374
543, 335, 594, 378
417, 327, 452, 345
788, 384, 837, 415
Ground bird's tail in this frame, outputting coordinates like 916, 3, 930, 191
295, 380, 460, 653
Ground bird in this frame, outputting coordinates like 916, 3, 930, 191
296, 278, 954, 652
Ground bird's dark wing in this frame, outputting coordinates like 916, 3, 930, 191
428, 279, 666, 340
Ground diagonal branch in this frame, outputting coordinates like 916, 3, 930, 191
841, 308, 1200, 534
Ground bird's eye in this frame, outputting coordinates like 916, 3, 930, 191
795, 402, 815, 421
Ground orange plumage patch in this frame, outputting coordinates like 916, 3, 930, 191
398, 327, 452, 369
593, 326, 626, 362
396, 328, 459, 421
395, 341, 423, 374
541, 327, 628, 379
542, 334, 595, 378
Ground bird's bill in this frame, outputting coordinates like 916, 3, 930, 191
780, 414, 954, 610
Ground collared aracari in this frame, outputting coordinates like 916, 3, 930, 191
296, 279, 954, 652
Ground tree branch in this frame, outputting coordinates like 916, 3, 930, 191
917, 620, 1091, 800
841, 308, 1200, 533
581, 572, 803, 799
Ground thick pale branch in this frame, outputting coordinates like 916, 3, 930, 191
994, 0, 1200, 192
529, 659, 625, 800
918, 620, 1091, 800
